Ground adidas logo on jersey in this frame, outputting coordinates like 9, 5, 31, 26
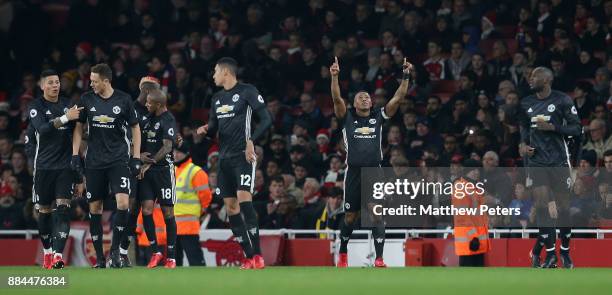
527, 107, 533, 113
45, 110, 52, 115
90, 107, 97, 112
215, 100, 220, 105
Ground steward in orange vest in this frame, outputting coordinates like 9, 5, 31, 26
452, 159, 490, 266
173, 144, 211, 266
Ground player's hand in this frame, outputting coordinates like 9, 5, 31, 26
141, 152, 155, 164
70, 155, 83, 173
329, 56, 340, 77
176, 135, 184, 147
402, 58, 414, 74
66, 105, 84, 121
246, 139, 256, 164
548, 201, 558, 219
74, 183, 85, 198
535, 121, 556, 131
128, 157, 143, 177
519, 143, 535, 157
138, 164, 151, 180
196, 124, 209, 135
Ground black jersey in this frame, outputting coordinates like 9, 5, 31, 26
78, 90, 139, 169
134, 101, 149, 128
339, 107, 389, 167
142, 111, 177, 168
24, 123, 37, 161
208, 82, 266, 159
27, 96, 74, 170
519, 90, 582, 167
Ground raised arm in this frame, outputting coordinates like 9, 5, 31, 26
384, 58, 413, 118
330, 56, 347, 119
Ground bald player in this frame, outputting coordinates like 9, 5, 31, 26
519, 67, 581, 268
119, 76, 161, 266
330, 56, 413, 267
138, 89, 179, 268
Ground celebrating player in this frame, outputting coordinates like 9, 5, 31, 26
196, 57, 272, 269
72, 63, 143, 268
29, 69, 84, 269
119, 76, 161, 267
138, 89, 179, 269
330, 56, 412, 267
519, 67, 581, 268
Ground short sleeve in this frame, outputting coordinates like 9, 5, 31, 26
125, 98, 138, 126
77, 96, 87, 123
244, 85, 266, 111
380, 107, 390, 120
162, 116, 177, 142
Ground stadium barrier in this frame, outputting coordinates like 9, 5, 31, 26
2, 228, 612, 267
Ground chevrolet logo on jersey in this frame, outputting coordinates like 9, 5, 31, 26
530, 114, 551, 127
216, 104, 235, 118
92, 115, 116, 128
147, 131, 156, 138
354, 127, 376, 138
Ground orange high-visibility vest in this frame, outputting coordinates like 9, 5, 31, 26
452, 177, 490, 256
174, 159, 211, 235
136, 204, 167, 246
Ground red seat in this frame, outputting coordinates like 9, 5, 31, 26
303, 80, 315, 93
272, 40, 290, 52
362, 39, 382, 48
191, 108, 209, 123
167, 41, 186, 52
431, 80, 459, 93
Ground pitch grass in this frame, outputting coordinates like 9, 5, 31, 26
2, 266, 612, 295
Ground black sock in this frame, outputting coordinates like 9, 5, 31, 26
111, 209, 128, 251
532, 228, 546, 256
89, 213, 104, 261
372, 222, 385, 259
229, 213, 253, 259
38, 212, 53, 251
339, 217, 355, 254
545, 227, 556, 254
52, 205, 71, 254
120, 208, 139, 252
559, 227, 571, 255
240, 202, 261, 255
165, 216, 177, 259
142, 214, 159, 253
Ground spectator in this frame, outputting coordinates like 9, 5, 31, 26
444, 41, 471, 81
508, 183, 533, 229
314, 187, 345, 231
573, 81, 595, 121
583, 119, 612, 161
575, 50, 601, 80
423, 40, 446, 81
580, 16, 607, 52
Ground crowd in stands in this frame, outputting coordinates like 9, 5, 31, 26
0, 0, 610, 231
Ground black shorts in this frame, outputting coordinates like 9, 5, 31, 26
138, 166, 176, 206
217, 156, 255, 198
129, 175, 138, 199
530, 166, 572, 192
85, 165, 131, 202
33, 169, 75, 206
343, 166, 383, 212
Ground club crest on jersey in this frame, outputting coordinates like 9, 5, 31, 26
369, 118, 376, 124
154, 122, 160, 130
258, 95, 264, 103
30, 109, 37, 118
547, 104, 555, 112
232, 94, 240, 102
112, 106, 121, 114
